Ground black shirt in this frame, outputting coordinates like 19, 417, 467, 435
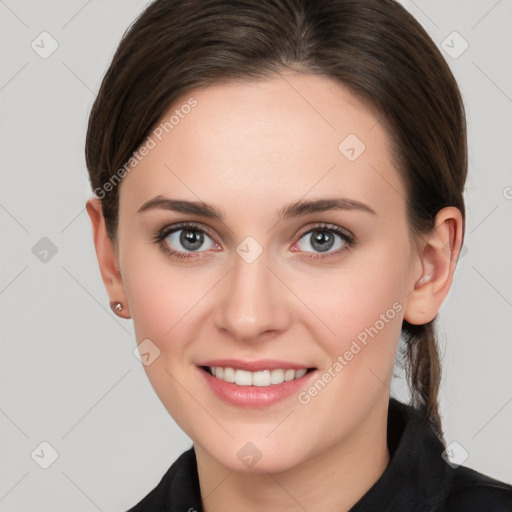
126, 399, 512, 511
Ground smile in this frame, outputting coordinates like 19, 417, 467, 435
198, 362, 317, 408
204, 366, 311, 386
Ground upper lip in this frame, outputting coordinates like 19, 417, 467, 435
198, 359, 314, 372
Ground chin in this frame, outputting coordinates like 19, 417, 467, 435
200, 436, 314, 474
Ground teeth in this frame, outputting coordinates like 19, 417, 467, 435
223, 367, 235, 382
235, 369, 253, 386
253, 370, 271, 387
208, 367, 308, 386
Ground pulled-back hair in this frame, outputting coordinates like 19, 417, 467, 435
85, 0, 467, 440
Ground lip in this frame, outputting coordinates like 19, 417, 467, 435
197, 364, 317, 408
197, 359, 312, 372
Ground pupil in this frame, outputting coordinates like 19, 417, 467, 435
311, 230, 334, 252
180, 230, 204, 251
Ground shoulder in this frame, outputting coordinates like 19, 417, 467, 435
445, 465, 512, 512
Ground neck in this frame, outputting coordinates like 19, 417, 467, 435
195, 398, 391, 512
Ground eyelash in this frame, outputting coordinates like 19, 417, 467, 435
152, 222, 355, 261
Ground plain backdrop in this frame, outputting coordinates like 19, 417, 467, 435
0, 0, 511, 510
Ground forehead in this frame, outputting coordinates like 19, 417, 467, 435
120, 72, 406, 220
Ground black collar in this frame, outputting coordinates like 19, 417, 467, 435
350, 398, 452, 511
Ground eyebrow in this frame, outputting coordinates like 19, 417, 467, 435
137, 195, 376, 220
279, 197, 376, 219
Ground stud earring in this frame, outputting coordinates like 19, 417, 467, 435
110, 301, 124, 315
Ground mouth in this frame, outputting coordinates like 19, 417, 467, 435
200, 366, 315, 386
196, 360, 317, 408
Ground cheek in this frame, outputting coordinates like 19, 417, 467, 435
120, 247, 206, 429
290, 262, 405, 441
295, 249, 408, 349
125, 264, 205, 349
119, 238, 193, 348
289, 240, 410, 409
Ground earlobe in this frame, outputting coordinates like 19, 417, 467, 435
86, 198, 131, 319
404, 207, 463, 325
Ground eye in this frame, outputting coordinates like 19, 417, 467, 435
153, 222, 220, 259
292, 224, 354, 257
153, 222, 354, 261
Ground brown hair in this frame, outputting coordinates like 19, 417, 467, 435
85, 0, 467, 440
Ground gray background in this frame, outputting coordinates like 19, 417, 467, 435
0, 0, 511, 510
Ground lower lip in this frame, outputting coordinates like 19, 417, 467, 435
198, 367, 316, 408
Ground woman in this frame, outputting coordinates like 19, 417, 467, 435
85, 0, 512, 510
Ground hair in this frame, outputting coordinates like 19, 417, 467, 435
85, 0, 467, 441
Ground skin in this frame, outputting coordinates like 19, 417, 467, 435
87, 71, 463, 512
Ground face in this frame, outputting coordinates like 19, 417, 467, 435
113, 72, 421, 473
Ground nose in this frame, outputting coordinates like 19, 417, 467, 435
213, 249, 292, 343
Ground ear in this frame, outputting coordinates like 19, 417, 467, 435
86, 197, 131, 319
404, 206, 464, 325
